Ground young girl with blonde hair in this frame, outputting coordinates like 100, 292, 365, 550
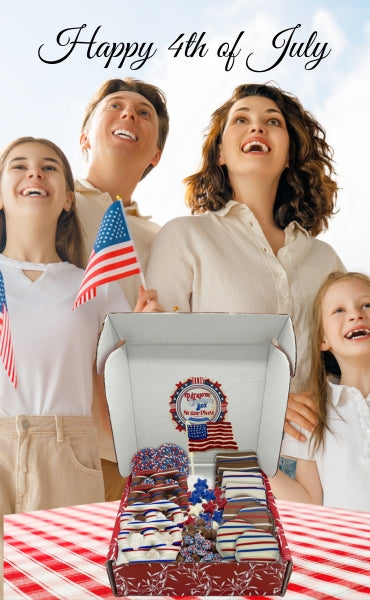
271, 271, 370, 512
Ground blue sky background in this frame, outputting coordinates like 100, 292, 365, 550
0, 0, 369, 272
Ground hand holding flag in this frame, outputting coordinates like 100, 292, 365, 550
73, 199, 144, 309
0, 271, 17, 387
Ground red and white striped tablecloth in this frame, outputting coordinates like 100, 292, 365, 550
3, 499, 370, 599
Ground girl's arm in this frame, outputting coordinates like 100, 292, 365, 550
269, 458, 323, 505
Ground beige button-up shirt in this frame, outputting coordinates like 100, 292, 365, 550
146, 201, 345, 393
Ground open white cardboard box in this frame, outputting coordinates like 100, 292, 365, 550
98, 312, 295, 597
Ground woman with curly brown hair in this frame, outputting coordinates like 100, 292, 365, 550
146, 83, 345, 450
185, 83, 337, 235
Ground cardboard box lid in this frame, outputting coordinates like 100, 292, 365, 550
97, 313, 296, 478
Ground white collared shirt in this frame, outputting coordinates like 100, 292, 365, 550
281, 381, 370, 511
146, 201, 345, 393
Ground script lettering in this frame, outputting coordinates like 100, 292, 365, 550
246, 24, 331, 72
38, 24, 157, 70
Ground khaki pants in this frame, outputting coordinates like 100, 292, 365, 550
101, 458, 127, 501
0, 415, 105, 516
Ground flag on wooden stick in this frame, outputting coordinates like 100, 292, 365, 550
73, 199, 142, 309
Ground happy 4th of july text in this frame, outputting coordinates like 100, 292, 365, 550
38, 24, 331, 72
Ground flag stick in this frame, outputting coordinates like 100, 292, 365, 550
116, 196, 147, 289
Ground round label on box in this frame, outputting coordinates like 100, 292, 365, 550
169, 377, 228, 431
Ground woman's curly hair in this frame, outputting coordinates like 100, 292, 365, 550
184, 83, 338, 236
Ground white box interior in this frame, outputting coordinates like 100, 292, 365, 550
97, 313, 296, 479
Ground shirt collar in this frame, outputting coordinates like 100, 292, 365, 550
327, 380, 346, 406
284, 220, 310, 238
74, 177, 101, 195
214, 200, 310, 238
124, 201, 151, 220
327, 380, 370, 405
214, 199, 240, 216
74, 178, 151, 220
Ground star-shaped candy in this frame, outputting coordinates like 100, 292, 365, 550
216, 496, 227, 509
212, 509, 224, 524
188, 490, 202, 504
202, 500, 217, 515
198, 512, 213, 524
194, 478, 208, 492
188, 503, 204, 517
203, 488, 216, 501
184, 515, 197, 525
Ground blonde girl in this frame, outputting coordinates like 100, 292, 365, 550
271, 271, 370, 511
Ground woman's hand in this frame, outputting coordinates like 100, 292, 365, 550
133, 285, 164, 313
284, 392, 318, 442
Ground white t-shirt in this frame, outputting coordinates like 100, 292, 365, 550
0, 254, 130, 417
146, 201, 345, 393
281, 382, 370, 512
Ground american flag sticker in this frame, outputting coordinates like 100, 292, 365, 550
187, 421, 238, 452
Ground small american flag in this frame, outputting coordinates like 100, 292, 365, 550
187, 421, 238, 452
0, 271, 17, 387
73, 200, 141, 309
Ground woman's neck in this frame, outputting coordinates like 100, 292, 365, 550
231, 174, 280, 221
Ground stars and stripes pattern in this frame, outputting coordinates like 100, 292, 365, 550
0, 271, 17, 387
187, 420, 238, 452
73, 200, 141, 309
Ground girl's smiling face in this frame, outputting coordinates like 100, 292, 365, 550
218, 95, 290, 183
320, 278, 370, 364
0, 142, 73, 221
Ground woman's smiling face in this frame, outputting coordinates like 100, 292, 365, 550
218, 95, 290, 183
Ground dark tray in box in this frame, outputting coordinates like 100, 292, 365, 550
106, 472, 292, 596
